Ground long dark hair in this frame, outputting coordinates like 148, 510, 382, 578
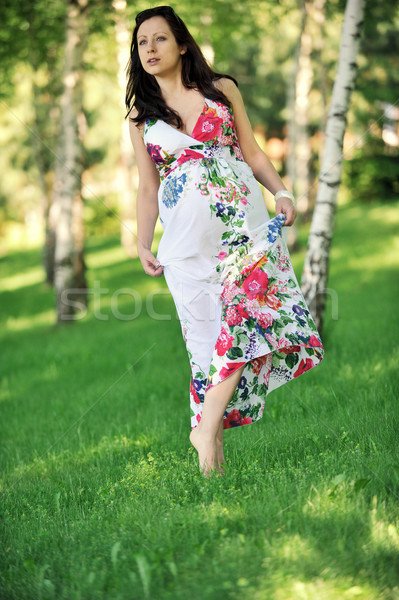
125, 5, 237, 128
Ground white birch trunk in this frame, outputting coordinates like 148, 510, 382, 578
113, 0, 137, 258
301, 0, 365, 332
51, 0, 88, 324
294, 7, 313, 216
286, 0, 307, 251
31, 78, 55, 285
312, 0, 328, 130
28, 28, 57, 286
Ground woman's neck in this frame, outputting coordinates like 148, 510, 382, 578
155, 72, 187, 105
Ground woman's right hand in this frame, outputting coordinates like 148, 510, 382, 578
138, 248, 164, 277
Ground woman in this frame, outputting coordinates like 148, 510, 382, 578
126, 6, 324, 475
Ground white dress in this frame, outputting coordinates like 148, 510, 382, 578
143, 98, 324, 429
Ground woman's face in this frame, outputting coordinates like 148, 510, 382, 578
137, 16, 185, 77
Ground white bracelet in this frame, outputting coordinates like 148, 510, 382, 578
274, 190, 296, 205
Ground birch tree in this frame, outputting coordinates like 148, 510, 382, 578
301, 0, 366, 332
51, 0, 89, 324
32, 75, 57, 285
286, 1, 307, 251
113, 0, 137, 258
22, 0, 65, 284
293, 2, 313, 216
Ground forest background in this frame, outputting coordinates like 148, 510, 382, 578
1, 1, 399, 599
1, 0, 398, 272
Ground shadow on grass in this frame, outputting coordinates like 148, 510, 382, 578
0, 246, 44, 279
1, 428, 398, 600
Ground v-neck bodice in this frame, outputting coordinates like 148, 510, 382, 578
170, 98, 208, 140
143, 98, 245, 180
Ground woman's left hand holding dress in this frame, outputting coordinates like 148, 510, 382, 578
275, 197, 297, 226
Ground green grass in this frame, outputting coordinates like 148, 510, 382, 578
1, 200, 399, 600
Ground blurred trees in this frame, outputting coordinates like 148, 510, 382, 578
113, 0, 137, 258
0, 0, 398, 323
0, 0, 64, 238
342, 1, 399, 200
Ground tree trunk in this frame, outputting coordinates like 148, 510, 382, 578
51, 0, 89, 324
312, 0, 328, 131
113, 0, 137, 258
31, 78, 56, 285
286, 0, 307, 250
27, 3, 58, 286
294, 2, 313, 216
301, 0, 365, 333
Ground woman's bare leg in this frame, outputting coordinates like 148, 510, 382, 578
190, 365, 245, 475
216, 421, 225, 467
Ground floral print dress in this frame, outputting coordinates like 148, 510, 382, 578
143, 98, 324, 430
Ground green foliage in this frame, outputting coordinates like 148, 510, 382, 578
0, 0, 121, 233
0, 0, 65, 99
84, 193, 121, 236
1, 200, 399, 599
361, 0, 399, 102
0, 0, 398, 232
344, 138, 399, 202
344, 1, 399, 201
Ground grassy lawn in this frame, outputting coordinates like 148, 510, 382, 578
1, 200, 398, 600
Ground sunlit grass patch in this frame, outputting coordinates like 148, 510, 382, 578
4, 309, 55, 331
0, 266, 44, 292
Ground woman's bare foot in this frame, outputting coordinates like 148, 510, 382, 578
189, 366, 244, 477
190, 426, 218, 476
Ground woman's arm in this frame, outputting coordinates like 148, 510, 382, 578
129, 117, 163, 276
216, 78, 297, 226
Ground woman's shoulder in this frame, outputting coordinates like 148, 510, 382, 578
129, 107, 142, 123
214, 76, 236, 91
128, 108, 145, 135
128, 110, 146, 145
214, 77, 240, 102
